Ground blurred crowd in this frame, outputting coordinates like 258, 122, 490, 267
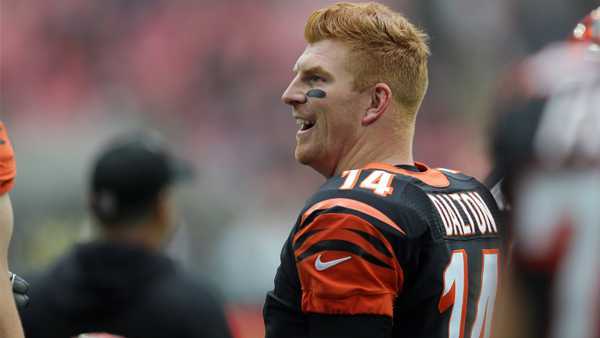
0, 0, 596, 335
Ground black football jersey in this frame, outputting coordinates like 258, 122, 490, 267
264, 162, 505, 338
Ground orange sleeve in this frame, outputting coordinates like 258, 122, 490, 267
293, 209, 404, 317
0, 122, 16, 194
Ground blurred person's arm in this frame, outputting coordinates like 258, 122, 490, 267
0, 121, 24, 338
0, 194, 24, 338
491, 270, 529, 338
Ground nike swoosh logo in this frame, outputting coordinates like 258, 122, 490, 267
314, 254, 352, 271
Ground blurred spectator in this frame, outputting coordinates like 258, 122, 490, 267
19, 132, 232, 338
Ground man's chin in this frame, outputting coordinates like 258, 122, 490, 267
294, 148, 313, 165
294, 148, 333, 177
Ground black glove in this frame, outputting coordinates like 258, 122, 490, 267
9, 271, 29, 309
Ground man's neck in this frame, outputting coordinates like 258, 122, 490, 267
333, 131, 414, 176
100, 224, 163, 251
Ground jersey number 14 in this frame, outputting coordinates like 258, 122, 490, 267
439, 249, 499, 338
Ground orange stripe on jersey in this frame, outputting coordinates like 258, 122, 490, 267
302, 290, 396, 317
294, 213, 404, 317
301, 198, 406, 235
0, 122, 16, 194
363, 161, 450, 188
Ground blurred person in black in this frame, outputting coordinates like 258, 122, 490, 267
490, 7, 600, 338
0, 121, 25, 338
19, 132, 232, 338
264, 3, 505, 338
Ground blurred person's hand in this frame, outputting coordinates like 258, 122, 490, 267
75, 334, 126, 338
9, 271, 29, 309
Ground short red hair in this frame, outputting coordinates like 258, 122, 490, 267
305, 2, 430, 113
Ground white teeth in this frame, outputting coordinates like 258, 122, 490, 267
295, 118, 315, 130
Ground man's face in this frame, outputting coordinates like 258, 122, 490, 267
282, 39, 369, 177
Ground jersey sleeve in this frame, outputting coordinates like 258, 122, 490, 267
0, 122, 16, 194
292, 197, 405, 317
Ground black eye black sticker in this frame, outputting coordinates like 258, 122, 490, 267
306, 89, 327, 99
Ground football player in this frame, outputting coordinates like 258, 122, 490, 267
490, 7, 599, 338
264, 3, 505, 338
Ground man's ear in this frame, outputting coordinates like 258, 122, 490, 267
362, 83, 392, 126
155, 188, 176, 230
154, 190, 169, 224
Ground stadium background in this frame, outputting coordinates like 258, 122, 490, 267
0, 0, 595, 337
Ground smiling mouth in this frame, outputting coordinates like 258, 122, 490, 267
296, 118, 316, 132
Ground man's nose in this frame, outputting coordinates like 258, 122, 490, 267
281, 80, 307, 106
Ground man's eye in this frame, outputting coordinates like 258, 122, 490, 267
305, 75, 324, 83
